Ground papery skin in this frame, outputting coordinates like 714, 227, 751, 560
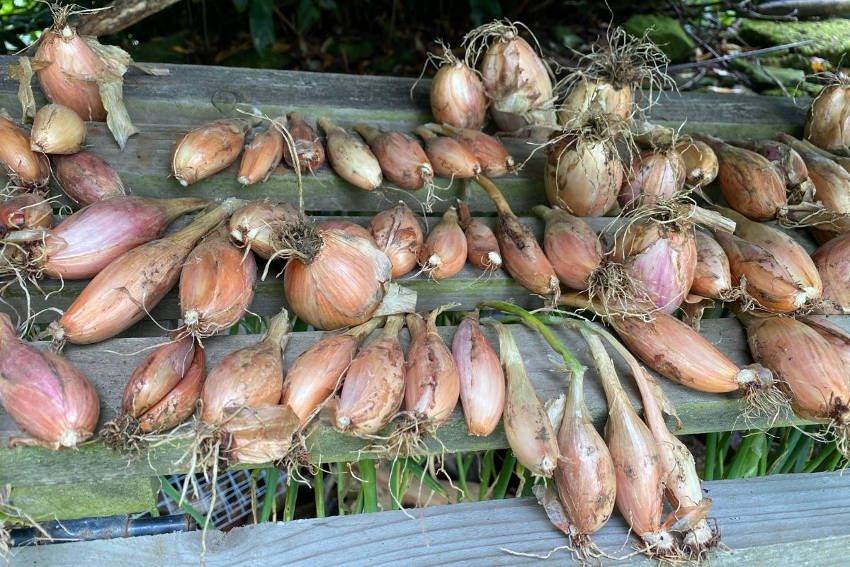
458, 200, 501, 271
560, 78, 633, 123
430, 60, 488, 129
618, 150, 685, 211
0, 313, 99, 448
171, 118, 250, 186
437, 125, 514, 177
138, 344, 205, 433
812, 232, 850, 314
805, 84, 850, 153
284, 112, 325, 173
54, 152, 126, 206
404, 312, 460, 422
691, 230, 733, 299
122, 334, 195, 417
421, 135, 481, 179
418, 207, 467, 280
220, 405, 301, 465
369, 202, 423, 278
0, 113, 50, 188
354, 125, 432, 191
0, 195, 52, 232
452, 313, 505, 436
674, 139, 718, 187
30, 103, 86, 154
318, 118, 382, 191
228, 200, 299, 260
317, 220, 374, 243
237, 125, 284, 185
545, 135, 623, 217
534, 204, 601, 289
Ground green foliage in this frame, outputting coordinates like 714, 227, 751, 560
468, 0, 501, 27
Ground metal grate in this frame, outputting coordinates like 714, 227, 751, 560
154, 469, 288, 530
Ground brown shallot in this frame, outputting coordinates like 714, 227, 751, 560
228, 200, 299, 260
424, 123, 514, 177
691, 230, 736, 300
283, 112, 325, 173
477, 175, 558, 297
0, 112, 49, 189
171, 118, 252, 186
488, 319, 558, 477
179, 223, 257, 338
404, 307, 460, 424
418, 206, 467, 280
426, 41, 487, 129
2, 196, 207, 281
674, 138, 718, 188
0, 313, 98, 449
452, 310, 505, 436
237, 124, 284, 185
217, 405, 302, 465
316, 220, 374, 243
52, 198, 243, 346
811, 233, 850, 314
805, 78, 850, 154
730, 138, 812, 202
0, 195, 52, 234
533, 204, 601, 289
353, 123, 433, 191
335, 315, 406, 435
618, 148, 685, 212
201, 309, 290, 424
457, 199, 501, 272
368, 201, 423, 278
318, 118, 382, 191
777, 134, 850, 217
281, 318, 381, 426
30, 103, 85, 154
413, 126, 480, 179
54, 152, 126, 206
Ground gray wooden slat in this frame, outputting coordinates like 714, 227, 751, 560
2, 315, 837, 486
10, 471, 850, 566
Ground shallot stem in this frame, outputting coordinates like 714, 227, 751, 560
474, 175, 512, 216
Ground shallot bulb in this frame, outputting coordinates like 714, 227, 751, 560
478, 175, 558, 297
318, 118, 382, 191
0, 112, 50, 189
418, 207, 467, 280
618, 149, 685, 211
281, 319, 381, 426
335, 315, 406, 435
428, 45, 488, 129
284, 226, 395, 330
489, 320, 558, 477
404, 308, 460, 423
463, 20, 555, 137
54, 199, 243, 345
353, 124, 433, 191
805, 80, 850, 154
714, 207, 822, 312
237, 124, 283, 185
368, 201, 423, 278
697, 135, 786, 220
742, 313, 850, 456
229, 200, 299, 260
30, 103, 86, 154
2, 196, 207, 281
586, 333, 675, 556
532, 204, 601, 289
730, 138, 812, 200
804, 316, 850, 372
457, 199, 501, 271
201, 309, 290, 424
610, 219, 697, 314
425, 123, 514, 177
283, 112, 325, 173
560, 78, 633, 124
118, 335, 205, 434
179, 223, 257, 338
413, 126, 480, 179
691, 230, 735, 300
674, 139, 718, 187
171, 118, 252, 186
544, 127, 623, 217
778, 134, 850, 215
812, 233, 850, 314
54, 152, 126, 206
219, 405, 301, 465
0, 313, 98, 449
452, 311, 505, 436
0, 194, 52, 234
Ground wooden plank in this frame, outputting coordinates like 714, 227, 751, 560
5, 478, 156, 522
2, 316, 833, 486
0, 56, 807, 214
10, 471, 850, 566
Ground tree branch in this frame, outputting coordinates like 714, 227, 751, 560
75, 0, 182, 37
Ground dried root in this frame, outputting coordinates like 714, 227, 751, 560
586, 261, 656, 321
736, 364, 792, 428
99, 412, 145, 456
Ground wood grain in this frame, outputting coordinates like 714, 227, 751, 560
11, 471, 850, 566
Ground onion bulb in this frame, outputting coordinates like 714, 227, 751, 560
237, 124, 283, 186
353, 123, 433, 191
179, 223, 257, 338
54, 152, 126, 206
201, 309, 290, 424
318, 118, 382, 191
171, 118, 252, 186
674, 138, 718, 187
0, 112, 50, 189
425, 123, 514, 177
428, 42, 488, 129
804, 80, 850, 154
283, 112, 325, 173
0, 312, 99, 449
418, 207, 467, 280
2, 196, 207, 282
452, 310, 505, 436
30, 103, 85, 154
53, 198, 243, 345
335, 315, 406, 435
404, 307, 460, 423
368, 201, 423, 278
533, 204, 601, 290
413, 126, 480, 179
457, 199, 502, 271
714, 207, 822, 312
478, 175, 558, 297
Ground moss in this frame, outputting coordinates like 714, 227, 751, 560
739, 19, 850, 65
624, 14, 695, 63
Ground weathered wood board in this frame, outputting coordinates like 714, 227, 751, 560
10, 471, 850, 566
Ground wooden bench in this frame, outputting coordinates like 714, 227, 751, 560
1, 55, 846, 564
